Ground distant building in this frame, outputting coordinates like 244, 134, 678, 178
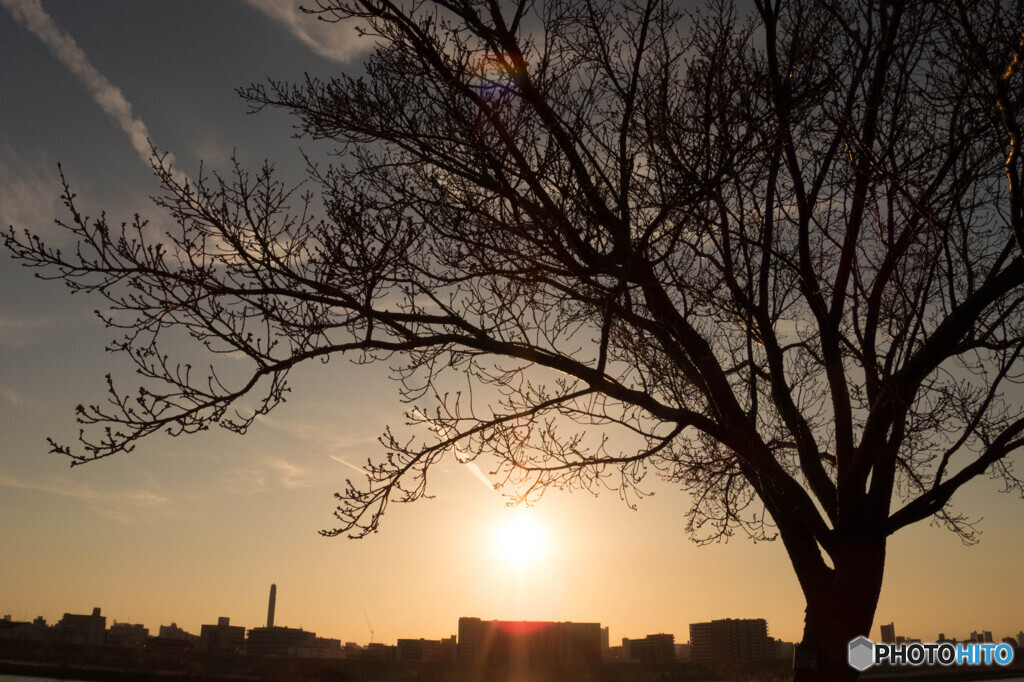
363, 642, 397, 661
458, 617, 602, 666
246, 626, 317, 657
1018, 632, 1024, 648
0, 616, 50, 642
622, 634, 675, 663
107, 622, 149, 647
198, 617, 245, 654
774, 639, 795, 661
689, 618, 774, 664
267, 584, 277, 628
158, 622, 198, 643
983, 631, 993, 644
292, 637, 343, 659
397, 636, 457, 662
880, 623, 896, 644
146, 637, 196, 653
675, 642, 692, 661
54, 607, 106, 646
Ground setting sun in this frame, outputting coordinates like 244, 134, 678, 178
492, 511, 549, 569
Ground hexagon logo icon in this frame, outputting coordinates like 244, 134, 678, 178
848, 636, 875, 671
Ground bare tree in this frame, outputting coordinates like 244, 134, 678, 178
6, 0, 1024, 678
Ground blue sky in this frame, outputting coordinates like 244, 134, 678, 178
1, 0, 1022, 647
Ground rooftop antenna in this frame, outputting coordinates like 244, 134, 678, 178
364, 611, 375, 645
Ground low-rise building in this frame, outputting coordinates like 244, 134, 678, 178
198, 617, 245, 654
54, 607, 106, 646
292, 636, 343, 659
107, 621, 149, 647
0, 616, 50, 642
622, 633, 675, 663
158, 622, 198, 643
397, 636, 457, 662
245, 626, 316, 657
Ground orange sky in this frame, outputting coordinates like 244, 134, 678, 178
1, 0, 1022, 650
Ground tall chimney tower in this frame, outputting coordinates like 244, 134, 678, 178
267, 583, 276, 628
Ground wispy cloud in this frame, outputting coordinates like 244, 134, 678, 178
1, 0, 173, 171
0, 147, 67, 240
0, 470, 168, 523
329, 439, 496, 494
259, 413, 496, 493
0, 314, 50, 349
223, 456, 314, 496
256, 414, 378, 455
243, 0, 370, 63
222, 467, 268, 496
1, 386, 39, 409
268, 457, 312, 489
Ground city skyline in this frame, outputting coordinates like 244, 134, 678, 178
2, 0, 1023, 652
5, 596, 1021, 652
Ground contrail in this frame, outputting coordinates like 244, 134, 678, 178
2, 0, 172, 170
331, 453, 495, 493
463, 461, 496, 492
329, 454, 369, 476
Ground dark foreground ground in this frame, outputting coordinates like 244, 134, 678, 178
1, 640, 1021, 681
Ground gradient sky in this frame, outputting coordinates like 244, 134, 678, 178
1, 0, 1022, 648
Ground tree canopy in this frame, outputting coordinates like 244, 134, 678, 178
6, 0, 1024, 678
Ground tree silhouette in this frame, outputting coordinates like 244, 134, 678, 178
6, 0, 1024, 678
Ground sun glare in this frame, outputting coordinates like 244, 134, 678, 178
493, 511, 549, 569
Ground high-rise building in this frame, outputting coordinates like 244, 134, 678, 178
689, 618, 774, 663
457, 617, 602, 666
880, 623, 896, 644
267, 583, 276, 628
1017, 631, 1024, 648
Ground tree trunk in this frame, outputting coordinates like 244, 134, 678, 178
793, 536, 887, 682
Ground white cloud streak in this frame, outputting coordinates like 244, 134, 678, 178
243, 0, 369, 63
223, 457, 313, 496
329, 454, 367, 475
1, 386, 38, 409
257, 414, 378, 454
0, 313, 50, 349
0, 470, 168, 523
1, 0, 172, 170
0, 147, 67, 240
464, 461, 496, 492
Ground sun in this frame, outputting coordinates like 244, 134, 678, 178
492, 510, 549, 569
